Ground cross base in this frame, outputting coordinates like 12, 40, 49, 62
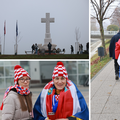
38, 44, 57, 50
44, 38, 52, 45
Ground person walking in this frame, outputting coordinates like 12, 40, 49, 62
0, 65, 33, 120
33, 62, 89, 120
31, 44, 35, 54
79, 44, 81, 54
109, 28, 120, 80
48, 42, 52, 54
35, 43, 38, 54
70, 45, 74, 54
81, 44, 83, 54
86, 42, 89, 53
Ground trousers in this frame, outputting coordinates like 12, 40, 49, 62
114, 59, 119, 75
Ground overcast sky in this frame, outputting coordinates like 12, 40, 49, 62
0, 0, 89, 54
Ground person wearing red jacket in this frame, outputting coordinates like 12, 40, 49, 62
109, 29, 120, 80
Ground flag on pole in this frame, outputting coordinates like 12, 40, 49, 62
16, 21, 18, 36
4, 21, 6, 35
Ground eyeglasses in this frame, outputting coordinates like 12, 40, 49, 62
19, 78, 30, 83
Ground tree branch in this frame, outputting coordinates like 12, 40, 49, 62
102, 0, 115, 18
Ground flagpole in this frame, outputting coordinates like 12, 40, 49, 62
3, 20, 6, 55
16, 36, 17, 55
3, 35, 5, 54
15, 20, 18, 55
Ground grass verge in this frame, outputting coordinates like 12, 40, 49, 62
0, 54, 89, 59
91, 39, 112, 79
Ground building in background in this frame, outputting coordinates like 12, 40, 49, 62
0, 61, 89, 89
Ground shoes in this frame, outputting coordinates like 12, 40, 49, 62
115, 74, 119, 80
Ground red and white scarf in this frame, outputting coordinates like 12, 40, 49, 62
0, 85, 30, 110
42, 80, 74, 120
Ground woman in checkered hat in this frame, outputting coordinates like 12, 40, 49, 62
33, 62, 89, 120
0, 65, 33, 120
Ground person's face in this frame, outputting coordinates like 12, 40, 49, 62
53, 76, 66, 90
18, 76, 30, 89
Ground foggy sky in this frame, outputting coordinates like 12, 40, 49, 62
0, 0, 89, 54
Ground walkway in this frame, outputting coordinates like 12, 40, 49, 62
0, 85, 89, 120
91, 59, 120, 120
91, 39, 102, 57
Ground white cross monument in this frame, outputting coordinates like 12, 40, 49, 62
40, 13, 56, 50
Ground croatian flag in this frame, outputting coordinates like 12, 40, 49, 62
16, 21, 18, 36
4, 21, 6, 35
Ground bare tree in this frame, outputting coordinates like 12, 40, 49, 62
91, 0, 116, 55
110, 4, 120, 27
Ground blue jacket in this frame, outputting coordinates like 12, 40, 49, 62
109, 32, 120, 59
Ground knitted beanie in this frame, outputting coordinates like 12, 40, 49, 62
14, 65, 30, 84
52, 62, 68, 80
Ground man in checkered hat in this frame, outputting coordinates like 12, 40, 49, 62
33, 62, 89, 120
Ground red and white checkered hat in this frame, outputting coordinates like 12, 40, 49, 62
14, 65, 30, 84
52, 62, 68, 80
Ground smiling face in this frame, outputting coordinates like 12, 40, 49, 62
18, 76, 30, 89
53, 76, 67, 91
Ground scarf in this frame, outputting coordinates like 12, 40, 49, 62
34, 80, 89, 120
0, 84, 30, 110
45, 81, 73, 120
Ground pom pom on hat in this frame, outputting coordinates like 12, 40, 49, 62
56, 61, 64, 66
14, 65, 22, 70
14, 65, 30, 84
52, 62, 68, 80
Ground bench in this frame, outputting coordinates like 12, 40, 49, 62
25, 51, 32, 54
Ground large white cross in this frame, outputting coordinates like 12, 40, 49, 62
41, 13, 54, 34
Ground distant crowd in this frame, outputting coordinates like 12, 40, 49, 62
70, 42, 89, 54
31, 42, 89, 55
31, 42, 53, 55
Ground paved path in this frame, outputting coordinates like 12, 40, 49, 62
91, 59, 120, 120
91, 39, 102, 58
0, 86, 89, 120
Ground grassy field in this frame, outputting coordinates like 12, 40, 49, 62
91, 39, 112, 79
0, 54, 89, 59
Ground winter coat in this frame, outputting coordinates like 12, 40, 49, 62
48, 43, 52, 50
115, 39, 120, 59
2, 90, 31, 120
109, 32, 120, 59
33, 80, 89, 120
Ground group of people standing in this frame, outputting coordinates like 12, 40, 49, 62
31, 42, 52, 55
0, 62, 89, 120
70, 44, 84, 54
79, 44, 83, 54
31, 43, 38, 54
